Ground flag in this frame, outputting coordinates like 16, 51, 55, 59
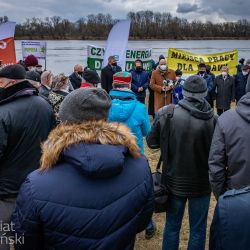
0, 22, 16, 65
103, 20, 131, 70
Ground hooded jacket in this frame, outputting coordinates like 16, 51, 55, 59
0, 80, 55, 199
209, 92, 250, 198
147, 98, 217, 197
109, 90, 150, 154
12, 121, 154, 250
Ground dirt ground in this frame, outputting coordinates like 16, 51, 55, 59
134, 142, 216, 250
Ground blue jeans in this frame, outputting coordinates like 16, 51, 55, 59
162, 194, 210, 250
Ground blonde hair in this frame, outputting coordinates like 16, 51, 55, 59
52, 73, 69, 91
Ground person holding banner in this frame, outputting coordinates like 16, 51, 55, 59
101, 56, 122, 94
131, 59, 150, 104
150, 59, 176, 112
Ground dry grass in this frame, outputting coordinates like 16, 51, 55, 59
134, 142, 216, 250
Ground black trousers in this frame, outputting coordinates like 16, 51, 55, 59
136, 97, 145, 104
217, 108, 229, 116
0, 198, 16, 250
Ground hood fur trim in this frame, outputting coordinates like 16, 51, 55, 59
40, 121, 141, 171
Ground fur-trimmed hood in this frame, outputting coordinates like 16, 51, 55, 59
41, 121, 141, 177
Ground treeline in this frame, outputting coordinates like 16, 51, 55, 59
1, 11, 250, 40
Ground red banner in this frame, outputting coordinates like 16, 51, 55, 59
0, 37, 16, 65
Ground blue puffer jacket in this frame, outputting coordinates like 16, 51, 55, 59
12, 121, 154, 250
130, 69, 150, 98
109, 90, 151, 154
210, 187, 250, 250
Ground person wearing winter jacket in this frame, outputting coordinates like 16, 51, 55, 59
172, 69, 184, 104
209, 187, 250, 250
39, 70, 53, 98
209, 80, 250, 250
0, 64, 55, 250
197, 63, 213, 107
130, 59, 150, 104
235, 64, 250, 102
209, 79, 250, 199
109, 72, 150, 154
69, 64, 84, 89
48, 73, 69, 114
147, 75, 217, 250
214, 66, 235, 116
101, 56, 122, 94
12, 88, 154, 250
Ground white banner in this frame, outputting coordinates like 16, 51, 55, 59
0, 22, 16, 40
21, 40, 47, 60
103, 20, 131, 70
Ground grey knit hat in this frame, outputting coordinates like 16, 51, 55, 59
182, 75, 208, 99
59, 88, 111, 123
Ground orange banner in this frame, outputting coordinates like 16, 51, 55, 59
0, 37, 16, 65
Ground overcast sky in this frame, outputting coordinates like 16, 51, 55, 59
1, 0, 249, 23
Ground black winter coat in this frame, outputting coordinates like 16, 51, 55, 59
0, 81, 55, 199
101, 64, 122, 93
147, 98, 217, 197
209, 92, 250, 198
69, 72, 82, 89
214, 74, 235, 109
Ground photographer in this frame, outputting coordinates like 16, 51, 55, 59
150, 59, 176, 112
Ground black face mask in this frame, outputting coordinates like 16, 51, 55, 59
78, 71, 83, 75
199, 71, 206, 75
111, 62, 117, 67
136, 66, 143, 72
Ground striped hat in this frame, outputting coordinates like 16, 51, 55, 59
113, 72, 132, 85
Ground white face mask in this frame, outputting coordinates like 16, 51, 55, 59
221, 72, 228, 77
242, 71, 249, 76
159, 65, 167, 72
176, 76, 181, 81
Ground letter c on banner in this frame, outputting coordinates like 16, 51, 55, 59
0, 40, 7, 50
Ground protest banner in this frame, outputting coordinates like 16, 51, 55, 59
167, 48, 238, 75
22, 40, 47, 68
87, 45, 152, 72
0, 22, 16, 65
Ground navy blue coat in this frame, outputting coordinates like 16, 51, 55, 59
12, 135, 154, 250
210, 187, 250, 250
131, 69, 149, 98
235, 72, 249, 102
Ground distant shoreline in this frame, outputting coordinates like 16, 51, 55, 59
14, 37, 250, 41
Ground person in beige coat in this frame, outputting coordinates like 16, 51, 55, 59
150, 59, 176, 112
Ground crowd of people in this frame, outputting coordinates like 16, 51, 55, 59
0, 53, 250, 250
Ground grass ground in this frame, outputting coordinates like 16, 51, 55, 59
134, 142, 216, 250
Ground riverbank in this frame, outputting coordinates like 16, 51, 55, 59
14, 37, 250, 40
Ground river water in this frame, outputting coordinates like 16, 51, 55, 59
15, 40, 250, 75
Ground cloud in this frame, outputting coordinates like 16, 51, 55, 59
176, 3, 199, 13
